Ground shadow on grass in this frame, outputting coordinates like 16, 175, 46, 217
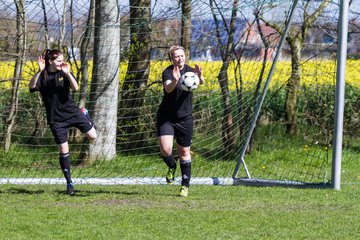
55, 189, 145, 197
0, 187, 46, 195
0, 186, 146, 197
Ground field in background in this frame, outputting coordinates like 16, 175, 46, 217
1, 59, 360, 90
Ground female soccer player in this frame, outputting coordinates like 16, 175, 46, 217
157, 45, 204, 197
29, 49, 97, 195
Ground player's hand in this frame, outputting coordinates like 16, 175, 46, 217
173, 65, 181, 81
61, 62, 70, 74
195, 64, 204, 84
194, 64, 202, 77
37, 55, 45, 72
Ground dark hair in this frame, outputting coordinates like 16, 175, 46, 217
41, 49, 63, 83
42, 49, 63, 70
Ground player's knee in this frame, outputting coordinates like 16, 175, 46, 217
88, 135, 96, 142
178, 147, 190, 158
87, 127, 97, 140
88, 133, 97, 141
160, 147, 172, 157
58, 142, 69, 153
159, 142, 173, 156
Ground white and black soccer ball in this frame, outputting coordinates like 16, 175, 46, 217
180, 72, 200, 92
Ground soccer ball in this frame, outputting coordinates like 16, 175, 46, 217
180, 72, 200, 92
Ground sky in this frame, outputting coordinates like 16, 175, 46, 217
121, 0, 360, 19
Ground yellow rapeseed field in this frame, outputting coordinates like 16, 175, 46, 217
1, 59, 360, 90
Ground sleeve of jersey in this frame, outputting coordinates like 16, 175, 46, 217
162, 67, 173, 83
29, 77, 41, 93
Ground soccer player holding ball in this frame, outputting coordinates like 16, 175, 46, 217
29, 49, 97, 195
156, 45, 204, 197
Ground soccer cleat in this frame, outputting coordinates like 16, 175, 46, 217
179, 186, 189, 197
166, 167, 176, 184
66, 183, 75, 195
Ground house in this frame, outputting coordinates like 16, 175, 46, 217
236, 22, 280, 60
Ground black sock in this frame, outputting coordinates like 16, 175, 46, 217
180, 160, 191, 187
161, 154, 176, 169
59, 153, 72, 184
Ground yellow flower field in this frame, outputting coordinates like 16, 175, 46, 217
1, 59, 360, 90
122, 59, 360, 91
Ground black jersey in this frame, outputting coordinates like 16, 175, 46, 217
158, 64, 195, 119
30, 71, 80, 125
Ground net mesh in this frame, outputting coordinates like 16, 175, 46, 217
0, 0, 344, 186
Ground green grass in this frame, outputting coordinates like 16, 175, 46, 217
0, 149, 359, 240
0, 125, 359, 239
0, 125, 333, 183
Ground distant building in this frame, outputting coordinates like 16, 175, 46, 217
348, 19, 360, 58
236, 22, 280, 60
144, 17, 358, 61
68, 47, 80, 61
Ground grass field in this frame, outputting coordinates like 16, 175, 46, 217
0, 149, 359, 240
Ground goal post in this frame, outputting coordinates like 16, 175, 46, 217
233, 0, 349, 190
331, 0, 350, 190
233, 0, 299, 180
0, 0, 350, 189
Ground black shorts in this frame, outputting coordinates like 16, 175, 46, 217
50, 112, 94, 144
156, 113, 193, 147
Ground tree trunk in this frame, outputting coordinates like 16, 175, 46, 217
218, 62, 235, 153
78, 0, 120, 164
285, 39, 302, 134
246, 14, 273, 153
29, 95, 47, 144
3, 0, 25, 151
79, 0, 95, 109
40, 0, 50, 49
59, 0, 67, 49
210, 0, 239, 154
118, 0, 151, 150
69, 0, 95, 144
283, 0, 330, 135
181, 0, 191, 57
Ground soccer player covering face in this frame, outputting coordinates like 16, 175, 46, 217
157, 46, 204, 197
29, 49, 97, 195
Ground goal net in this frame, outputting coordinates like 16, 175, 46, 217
0, 0, 347, 187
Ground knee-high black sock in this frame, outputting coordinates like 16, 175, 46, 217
180, 160, 191, 187
161, 154, 176, 169
59, 152, 72, 184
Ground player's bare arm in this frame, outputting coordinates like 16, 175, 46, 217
61, 62, 79, 91
29, 55, 45, 89
195, 64, 205, 84
164, 65, 181, 93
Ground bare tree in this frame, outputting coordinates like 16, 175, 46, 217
40, 0, 50, 49
285, 1, 330, 134
232, 4, 277, 153
78, 0, 120, 163
210, 0, 239, 153
180, 0, 191, 57
68, 0, 95, 144
79, 0, 95, 109
59, 0, 67, 48
3, 0, 26, 151
118, 0, 151, 149
261, 1, 330, 134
